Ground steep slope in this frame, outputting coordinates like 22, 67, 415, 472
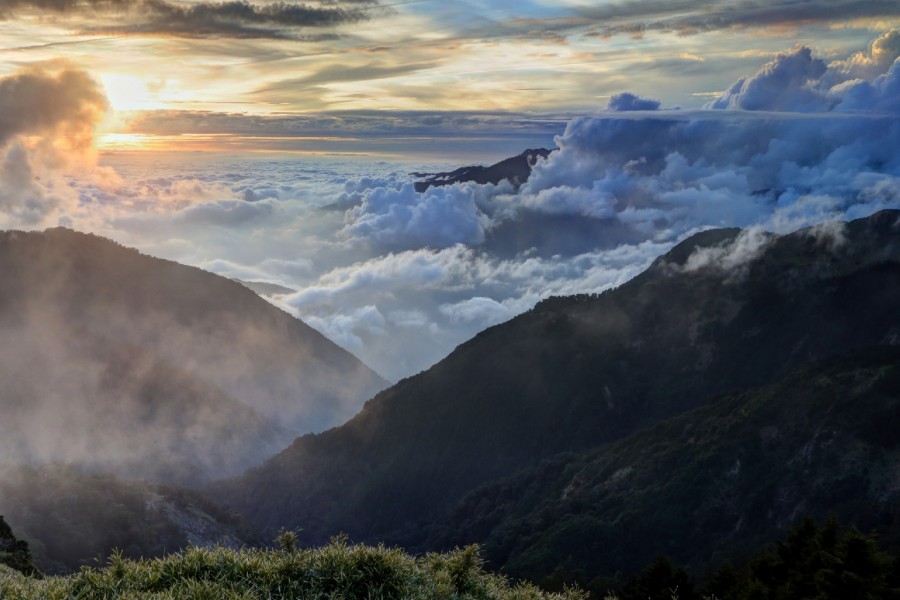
216, 210, 900, 546
0, 228, 386, 480
426, 347, 900, 587
0, 464, 260, 574
0, 330, 290, 482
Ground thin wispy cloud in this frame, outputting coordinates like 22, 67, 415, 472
0, 0, 380, 39
573, 0, 900, 37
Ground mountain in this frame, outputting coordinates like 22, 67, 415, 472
0, 228, 386, 480
215, 210, 900, 559
414, 148, 553, 192
425, 346, 900, 589
0, 464, 260, 574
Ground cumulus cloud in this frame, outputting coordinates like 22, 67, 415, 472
825, 30, 900, 85
500, 33, 900, 244
304, 305, 386, 354
0, 63, 107, 228
342, 182, 489, 251
0, 62, 107, 149
708, 31, 900, 113
606, 92, 661, 112
0, 0, 375, 39
439, 296, 515, 328
707, 46, 830, 112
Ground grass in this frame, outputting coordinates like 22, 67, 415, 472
0, 537, 586, 600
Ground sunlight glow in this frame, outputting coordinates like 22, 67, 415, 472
100, 74, 163, 111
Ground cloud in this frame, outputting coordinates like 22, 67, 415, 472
576, 0, 900, 38
286, 245, 476, 309
0, 63, 107, 228
124, 109, 570, 140
0, 62, 107, 148
342, 182, 489, 251
680, 227, 774, 276
825, 30, 900, 84
0, 142, 79, 227
303, 304, 386, 354
439, 296, 515, 328
708, 31, 900, 113
707, 46, 830, 112
0, 0, 377, 39
606, 92, 661, 112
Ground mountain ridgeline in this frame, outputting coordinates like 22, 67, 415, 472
215, 210, 900, 580
414, 148, 553, 192
0, 228, 386, 482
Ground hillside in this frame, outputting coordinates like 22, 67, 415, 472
215, 210, 900, 553
0, 464, 260, 574
425, 346, 900, 588
0, 228, 386, 480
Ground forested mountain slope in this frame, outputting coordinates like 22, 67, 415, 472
217, 210, 900, 552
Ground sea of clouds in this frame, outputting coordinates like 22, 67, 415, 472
1, 31, 898, 381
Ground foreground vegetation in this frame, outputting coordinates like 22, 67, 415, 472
603, 519, 900, 600
0, 538, 584, 600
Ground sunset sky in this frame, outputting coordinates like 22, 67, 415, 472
2, 0, 898, 154
1, 1, 899, 380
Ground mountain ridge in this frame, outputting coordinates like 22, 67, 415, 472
215, 210, 900, 560
0, 227, 387, 481
421, 345, 900, 587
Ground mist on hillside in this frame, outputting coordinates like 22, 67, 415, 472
0, 228, 386, 483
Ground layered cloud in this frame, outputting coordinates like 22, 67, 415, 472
0, 0, 376, 39
574, 0, 900, 38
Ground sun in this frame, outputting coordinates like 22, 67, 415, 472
99, 73, 163, 112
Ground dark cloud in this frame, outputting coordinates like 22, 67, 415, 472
125, 108, 569, 137
0, 0, 376, 39
576, 0, 900, 37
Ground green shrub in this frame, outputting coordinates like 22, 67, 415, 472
0, 540, 586, 600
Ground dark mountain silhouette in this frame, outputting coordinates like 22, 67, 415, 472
215, 210, 900, 564
0, 228, 386, 481
426, 346, 900, 588
414, 148, 553, 192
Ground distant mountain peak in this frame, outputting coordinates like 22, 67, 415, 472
414, 148, 554, 192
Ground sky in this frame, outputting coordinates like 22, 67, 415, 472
1, 1, 900, 381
